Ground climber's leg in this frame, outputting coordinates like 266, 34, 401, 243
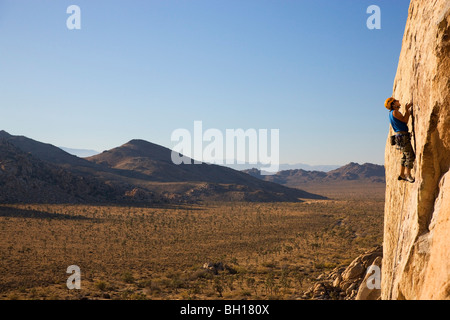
403, 140, 416, 183
398, 165, 406, 181
398, 152, 407, 181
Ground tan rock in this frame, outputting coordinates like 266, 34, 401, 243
341, 261, 364, 281
382, 0, 450, 300
356, 257, 383, 300
333, 274, 342, 287
359, 246, 383, 268
346, 282, 358, 296
339, 280, 353, 292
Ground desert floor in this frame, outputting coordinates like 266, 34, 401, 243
0, 182, 384, 300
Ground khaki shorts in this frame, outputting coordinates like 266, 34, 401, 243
395, 133, 416, 169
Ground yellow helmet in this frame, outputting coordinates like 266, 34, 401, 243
385, 97, 395, 110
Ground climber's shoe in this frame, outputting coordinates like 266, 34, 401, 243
398, 175, 407, 181
406, 175, 415, 183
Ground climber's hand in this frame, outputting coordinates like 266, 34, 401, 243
406, 102, 413, 112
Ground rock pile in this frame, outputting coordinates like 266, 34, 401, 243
202, 262, 237, 275
302, 246, 382, 300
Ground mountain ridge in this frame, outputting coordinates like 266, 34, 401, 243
86, 137, 326, 201
0, 131, 326, 203
243, 162, 385, 186
0, 139, 130, 203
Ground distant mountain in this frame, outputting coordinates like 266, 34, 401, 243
278, 163, 341, 172
0, 131, 326, 203
223, 163, 340, 173
325, 162, 385, 182
60, 147, 99, 158
243, 162, 385, 186
88, 139, 278, 184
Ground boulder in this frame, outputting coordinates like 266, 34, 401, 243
301, 246, 383, 300
341, 262, 364, 281
356, 257, 383, 300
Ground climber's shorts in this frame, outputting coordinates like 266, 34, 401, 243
395, 133, 416, 169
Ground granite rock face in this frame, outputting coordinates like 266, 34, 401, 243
383, 0, 450, 300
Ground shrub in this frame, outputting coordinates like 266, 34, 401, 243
121, 272, 135, 284
95, 280, 108, 291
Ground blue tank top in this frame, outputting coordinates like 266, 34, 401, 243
389, 110, 408, 132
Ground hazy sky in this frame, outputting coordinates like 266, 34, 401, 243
0, 0, 410, 165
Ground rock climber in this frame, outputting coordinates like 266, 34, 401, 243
385, 97, 416, 183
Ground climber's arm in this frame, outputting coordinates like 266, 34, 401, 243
393, 103, 412, 123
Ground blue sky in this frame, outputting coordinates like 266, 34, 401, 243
0, 0, 410, 166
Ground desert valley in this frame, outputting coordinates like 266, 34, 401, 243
0, 131, 385, 300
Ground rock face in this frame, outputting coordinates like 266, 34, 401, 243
383, 0, 450, 299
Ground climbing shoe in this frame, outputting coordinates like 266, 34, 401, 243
398, 175, 407, 181
406, 176, 415, 183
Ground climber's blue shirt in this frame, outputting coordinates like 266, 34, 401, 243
389, 110, 409, 133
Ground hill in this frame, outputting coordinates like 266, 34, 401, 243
0, 139, 129, 203
244, 162, 385, 186
0, 132, 326, 203
86, 139, 326, 202
243, 162, 385, 200
0, 130, 91, 167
